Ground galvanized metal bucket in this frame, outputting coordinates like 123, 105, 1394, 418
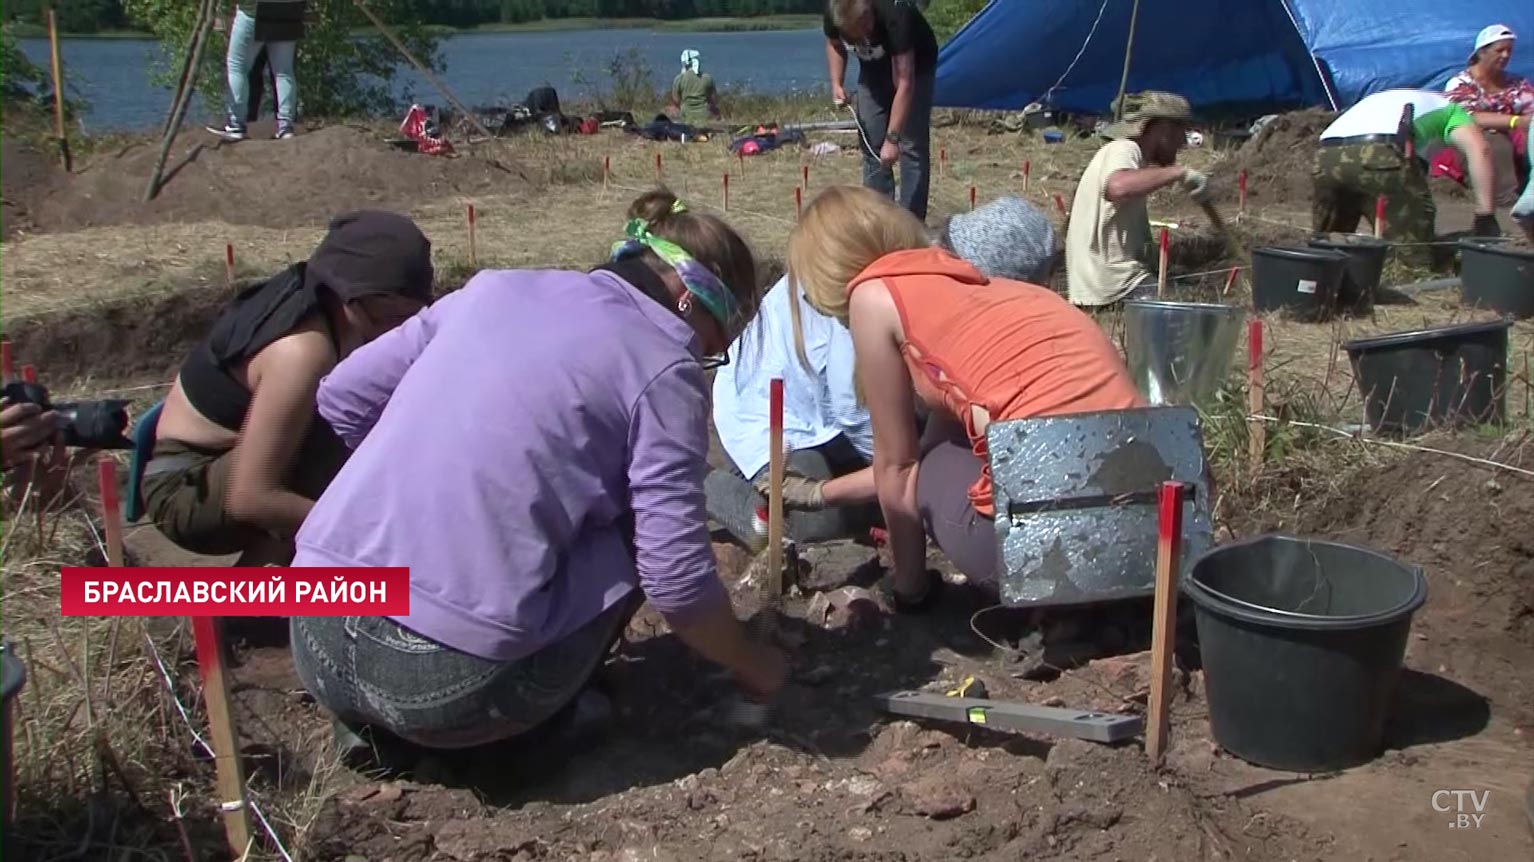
987, 406, 1214, 607
1122, 300, 1245, 410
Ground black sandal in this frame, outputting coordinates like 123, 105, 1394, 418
891, 570, 945, 615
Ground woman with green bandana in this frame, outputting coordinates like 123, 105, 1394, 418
289, 190, 788, 762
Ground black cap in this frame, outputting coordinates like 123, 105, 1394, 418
305, 210, 433, 305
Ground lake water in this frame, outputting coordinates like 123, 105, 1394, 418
18, 27, 829, 132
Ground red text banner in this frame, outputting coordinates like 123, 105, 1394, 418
59, 567, 410, 616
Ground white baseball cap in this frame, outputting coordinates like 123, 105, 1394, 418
1472, 24, 1515, 60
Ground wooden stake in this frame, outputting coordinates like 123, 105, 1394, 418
466, 203, 477, 268
738, 150, 745, 177
1, 341, 13, 380
602, 155, 611, 195
1248, 319, 1266, 471
1237, 169, 1248, 215
144, 0, 215, 201
655, 151, 663, 185
969, 185, 977, 211
802, 163, 809, 189
1023, 159, 1030, 192
795, 186, 803, 220
1374, 195, 1387, 239
191, 616, 253, 858
1157, 227, 1170, 298
224, 243, 235, 288
765, 379, 786, 625
939, 146, 947, 180
1146, 480, 1186, 765
46, 9, 71, 172
1223, 266, 1239, 297
1054, 192, 1067, 218
722, 173, 729, 212
96, 459, 124, 568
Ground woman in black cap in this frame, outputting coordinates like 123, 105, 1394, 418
141, 210, 433, 565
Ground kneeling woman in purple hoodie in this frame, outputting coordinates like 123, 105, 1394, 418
289, 191, 787, 752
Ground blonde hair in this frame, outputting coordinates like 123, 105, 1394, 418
784, 186, 930, 372
830, 0, 873, 29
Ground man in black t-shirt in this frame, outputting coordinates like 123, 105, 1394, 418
824, 0, 939, 220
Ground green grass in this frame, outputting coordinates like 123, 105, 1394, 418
20, 14, 820, 40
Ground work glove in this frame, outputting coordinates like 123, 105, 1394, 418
753, 471, 828, 511
1472, 213, 1503, 238
1180, 168, 1212, 203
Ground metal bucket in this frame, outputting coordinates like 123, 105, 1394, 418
1123, 300, 1246, 410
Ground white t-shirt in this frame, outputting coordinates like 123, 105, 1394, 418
711, 276, 873, 479
1318, 89, 1470, 146
1066, 139, 1153, 306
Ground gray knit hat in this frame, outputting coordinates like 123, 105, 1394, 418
944, 194, 1058, 283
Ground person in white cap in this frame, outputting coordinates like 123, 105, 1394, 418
1441, 24, 1533, 206
667, 49, 720, 126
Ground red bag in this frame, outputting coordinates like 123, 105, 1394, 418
399, 104, 454, 156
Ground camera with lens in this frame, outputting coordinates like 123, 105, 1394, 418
1, 381, 133, 450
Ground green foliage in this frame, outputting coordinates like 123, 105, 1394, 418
923, 0, 987, 43
120, 0, 441, 119
0, 27, 49, 102
571, 47, 658, 110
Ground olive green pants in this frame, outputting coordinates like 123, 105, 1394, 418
1311, 142, 1435, 268
141, 425, 349, 557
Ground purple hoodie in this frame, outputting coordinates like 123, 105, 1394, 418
292, 268, 729, 661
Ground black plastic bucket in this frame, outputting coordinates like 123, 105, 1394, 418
1343, 319, 1511, 436
1250, 246, 1350, 321
1459, 238, 1534, 319
2, 640, 25, 832
1309, 235, 1388, 315
1186, 535, 1426, 772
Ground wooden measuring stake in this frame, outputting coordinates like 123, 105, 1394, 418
795, 186, 803, 220
1248, 319, 1266, 471
969, 185, 977, 211
96, 458, 124, 568
191, 615, 254, 857
1223, 266, 1239, 296
939, 146, 947, 180
46, 9, 71, 171
1146, 480, 1187, 765
722, 173, 729, 212
1374, 195, 1387, 239
1054, 192, 1067, 219
655, 152, 663, 185
1023, 159, 1031, 193
224, 243, 235, 288
802, 164, 809, 189
1, 341, 13, 380
1157, 227, 1170, 298
766, 378, 786, 611
602, 155, 611, 195
1238, 169, 1247, 215
466, 203, 477, 268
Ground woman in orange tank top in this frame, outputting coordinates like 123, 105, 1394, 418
786, 186, 1146, 608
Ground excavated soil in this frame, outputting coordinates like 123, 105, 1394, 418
5, 125, 531, 237
1212, 108, 1335, 209
111, 437, 1532, 862
0, 134, 63, 240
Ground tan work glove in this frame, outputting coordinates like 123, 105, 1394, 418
752, 470, 828, 511
1180, 168, 1212, 203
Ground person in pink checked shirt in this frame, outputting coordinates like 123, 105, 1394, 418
288, 190, 789, 768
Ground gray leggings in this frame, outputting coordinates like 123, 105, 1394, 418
705, 435, 879, 547
916, 437, 998, 592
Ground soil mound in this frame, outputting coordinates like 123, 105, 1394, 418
25, 125, 532, 235
1213, 108, 1336, 208
1, 135, 64, 240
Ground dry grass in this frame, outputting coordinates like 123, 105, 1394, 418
0, 465, 332, 861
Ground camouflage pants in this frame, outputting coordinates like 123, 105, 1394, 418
1312, 143, 1434, 266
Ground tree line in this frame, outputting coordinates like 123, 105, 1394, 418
2, 0, 827, 34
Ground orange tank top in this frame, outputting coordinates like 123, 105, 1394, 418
847, 248, 1146, 517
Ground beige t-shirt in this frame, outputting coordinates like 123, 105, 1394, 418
1066, 140, 1153, 306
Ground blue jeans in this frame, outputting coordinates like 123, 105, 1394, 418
226, 8, 296, 125
290, 594, 639, 750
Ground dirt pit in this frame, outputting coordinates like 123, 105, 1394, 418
7, 124, 533, 236
97, 438, 1529, 862
1212, 108, 1335, 209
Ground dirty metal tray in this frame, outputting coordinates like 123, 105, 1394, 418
986, 406, 1213, 607
874, 690, 1143, 743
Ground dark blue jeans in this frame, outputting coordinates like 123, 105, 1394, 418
290, 594, 639, 750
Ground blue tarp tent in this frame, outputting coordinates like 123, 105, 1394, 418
934, 0, 1534, 114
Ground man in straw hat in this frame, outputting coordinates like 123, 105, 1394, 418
1065, 91, 1210, 308
1314, 88, 1503, 266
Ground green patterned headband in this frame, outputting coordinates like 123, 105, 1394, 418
610, 203, 741, 331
